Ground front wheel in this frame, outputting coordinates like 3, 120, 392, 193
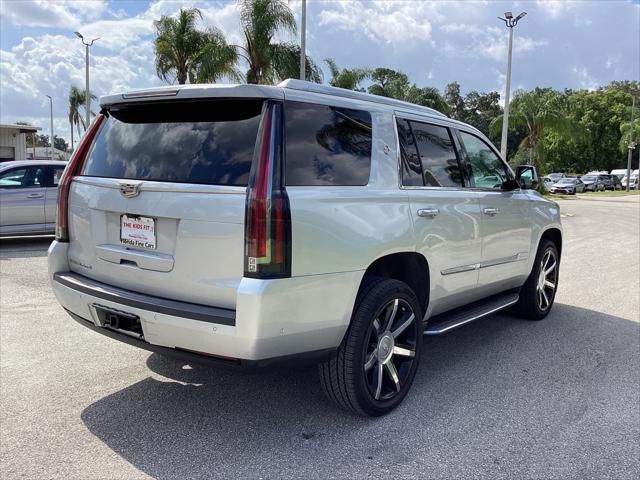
513, 240, 559, 320
318, 277, 423, 416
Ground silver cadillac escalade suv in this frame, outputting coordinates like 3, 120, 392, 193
48, 80, 562, 416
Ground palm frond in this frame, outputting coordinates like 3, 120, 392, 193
269, 42, 322, 83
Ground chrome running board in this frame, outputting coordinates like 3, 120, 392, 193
424, 292, 519, 335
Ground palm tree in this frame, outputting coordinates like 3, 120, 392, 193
491, 88, 572, 167
154, 8, 239, 84
619, 119, 640, 155
237, 0, 321, 84
68, 86, 96, 151
324, 59, 369, 91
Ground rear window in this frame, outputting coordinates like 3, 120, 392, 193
285, 101, 372, 186
81, 99, 263, 186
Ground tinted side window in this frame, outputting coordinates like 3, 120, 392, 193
82, 100, 263, 186
285, 101, 372, 186
0, 167, 46, 189
410, 121, 462, 187
52, 167, 65, 186
397, 119, 423, 186
459, 131, 508, 189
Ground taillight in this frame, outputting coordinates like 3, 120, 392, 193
244, 101, 291, 278
56, 114, 105, 242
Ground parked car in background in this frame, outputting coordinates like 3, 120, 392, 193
621, 174, 639, 190
546, 172, 565, 182
47, 80, 562, 416
0, 160, 67, 236
549, 177, 585, 195
597, 174, 622, 191
580, 174, 605, 192
610, 169, 628, 181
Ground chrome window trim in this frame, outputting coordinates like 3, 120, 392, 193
393, 113, 469, 192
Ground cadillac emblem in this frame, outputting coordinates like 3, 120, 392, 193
119, 182, 142, 198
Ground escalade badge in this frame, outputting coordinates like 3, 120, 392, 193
120, 182, 141, 198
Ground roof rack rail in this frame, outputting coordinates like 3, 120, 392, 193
278, 79, 446, 118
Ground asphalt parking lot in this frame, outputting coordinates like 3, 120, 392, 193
1, 195, 638, 479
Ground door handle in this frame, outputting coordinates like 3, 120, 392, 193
483, 207, 499, 216
27, 193, 44, 198
417, 208, 440, 218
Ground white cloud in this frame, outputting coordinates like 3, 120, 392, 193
0, 0, 108, 28
479, 27, 548, 61
536, 0, 578, 18
572, 65, 599, 91
439, 24, 548, 62
318, 1, 437, 46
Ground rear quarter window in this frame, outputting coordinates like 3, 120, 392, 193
284, 101, 372, 186
81, 99, 263, 187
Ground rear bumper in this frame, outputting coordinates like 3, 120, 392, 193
64, 308, 334, 369
48, 240, 363, 364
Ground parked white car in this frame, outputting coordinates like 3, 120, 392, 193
48, 80, 562, 416
621, 174, 639, 190
0, 160, 67, 236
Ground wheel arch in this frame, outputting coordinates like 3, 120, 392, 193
356, 252, 430, 317
539, 227, 562, 258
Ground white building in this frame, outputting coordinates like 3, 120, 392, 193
26, 147, 70, 161
0, 123, 41, 162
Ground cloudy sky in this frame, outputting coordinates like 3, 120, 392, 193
1, 0, 638, 144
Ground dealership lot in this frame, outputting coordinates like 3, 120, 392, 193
1, 195, 638, 479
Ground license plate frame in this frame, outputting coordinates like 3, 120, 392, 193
120, 214, 156, 250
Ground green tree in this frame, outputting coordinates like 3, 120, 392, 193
619, 121, 640, 153
443, 82, 465, 120
367, 68, 449, 113
463, 91, 502, 139
68, 86, 95, 150
368, 68, 410, 98
53, 136, 69, 152
324, 58, 369, 91
492, 88, 572, 170
404, 86, 450, 114
238, 0, 321, 84
154, 8, 239, 85
558, 82, 638, 172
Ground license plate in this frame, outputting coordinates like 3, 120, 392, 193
120, 214, 156, 249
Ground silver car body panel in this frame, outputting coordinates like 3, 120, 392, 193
0, 160, 67, 236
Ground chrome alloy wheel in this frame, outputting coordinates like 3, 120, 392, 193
363, 298, 418, 401
536, 248, 558, 311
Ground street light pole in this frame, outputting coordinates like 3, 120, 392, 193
300, 0, 306, 80
498, 11, 527, 161
74, 32, 100, 130
625, 94, 636, 192
45, 95, 53, 160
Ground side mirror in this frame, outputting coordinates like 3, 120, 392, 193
516, 165, 539, 190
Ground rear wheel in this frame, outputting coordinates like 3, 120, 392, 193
318, 277, 422, 416
513, 240, 559, 320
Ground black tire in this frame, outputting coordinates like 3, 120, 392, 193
513, 239, 559, 320
318, 277, 423, 416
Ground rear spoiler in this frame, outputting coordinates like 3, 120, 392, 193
100, 84, 284, 109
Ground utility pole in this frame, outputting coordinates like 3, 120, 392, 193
300, 0, 306, 80
74, 32, 100, 130
626, 94, 636, 192
46, 95, 53, 160
498, 11, 527, 160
